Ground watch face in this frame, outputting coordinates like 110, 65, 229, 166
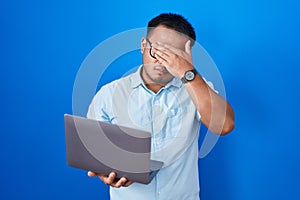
185, 71, 195, 81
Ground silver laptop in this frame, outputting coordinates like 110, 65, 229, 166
64, 114, 163, 184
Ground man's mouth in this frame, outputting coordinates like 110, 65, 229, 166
154, 66, 168, 74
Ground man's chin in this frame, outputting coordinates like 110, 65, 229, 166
151, 77, 173, 85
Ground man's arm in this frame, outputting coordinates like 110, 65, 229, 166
152, 41, 235, 135
183, 73, 235, 135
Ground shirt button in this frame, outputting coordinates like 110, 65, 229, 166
158, 192, 161, 195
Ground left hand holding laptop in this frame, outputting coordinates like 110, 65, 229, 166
88, 171, 134, 188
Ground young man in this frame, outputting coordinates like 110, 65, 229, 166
87, 13, 234, 200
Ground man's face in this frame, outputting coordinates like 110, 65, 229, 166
141, 25, 188, 86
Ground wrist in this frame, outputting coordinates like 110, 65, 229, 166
181, 68, 198, 84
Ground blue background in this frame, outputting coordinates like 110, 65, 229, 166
1, 0, 299, 199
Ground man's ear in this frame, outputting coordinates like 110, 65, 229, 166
141, 38, 147, 54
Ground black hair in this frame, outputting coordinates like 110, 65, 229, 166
147, 13, 196, 46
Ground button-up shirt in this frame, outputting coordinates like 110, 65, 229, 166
87, 66, 202, 200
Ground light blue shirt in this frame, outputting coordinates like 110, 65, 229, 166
87, 66, 202, 200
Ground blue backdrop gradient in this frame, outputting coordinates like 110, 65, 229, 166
1, 0, 299, 199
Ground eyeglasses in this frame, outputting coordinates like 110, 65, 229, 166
146, 38, 156, 59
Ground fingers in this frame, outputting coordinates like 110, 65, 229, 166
152, 42, 172, 57
152, 49, 168, 63
151, 49, 169, 68
87, 171, 115, 184
88, 171, 133, 188
114, 177, 128, 188
152, 46, 170, 61
123, 180, 134, 187
102, 172, 117, 185
152, 42, 191, 62
87, 171, 97, 177
152, 40, 192, 57
153, 42, 174, 53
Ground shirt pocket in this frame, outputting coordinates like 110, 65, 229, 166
164, 106, 188, 138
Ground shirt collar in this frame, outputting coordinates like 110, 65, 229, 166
165, 76, 182, 88
130, 66, 144, 88
130, 66, 183, 89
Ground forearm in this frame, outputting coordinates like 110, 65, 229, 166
184, 74, 235, 135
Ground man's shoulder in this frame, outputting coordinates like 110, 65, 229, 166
99, 70, 137, 92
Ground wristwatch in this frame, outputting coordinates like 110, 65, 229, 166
181, 69, 198, 84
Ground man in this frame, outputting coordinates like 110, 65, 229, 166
87, 13, 234, 200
